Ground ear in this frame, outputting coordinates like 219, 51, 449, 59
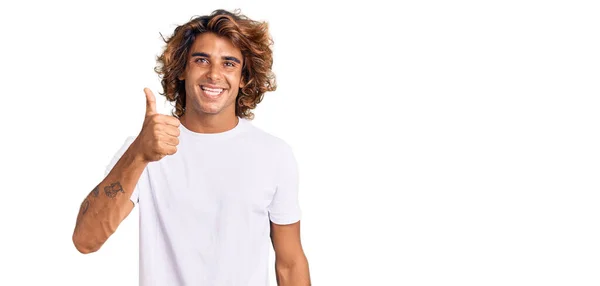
239, 76, 246, 89
178, 67, 187, 81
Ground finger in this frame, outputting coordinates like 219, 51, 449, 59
162, 125, 181, 137
163, 134, 180, 146
144, 88, 157, 116
166, 146, 178, 155
153, 114, 180, 127
162, 115, 181, 127
159, 141, 178, 155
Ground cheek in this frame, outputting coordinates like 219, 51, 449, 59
228, 86, 239, 98
186, 66, 205, 78
184, 80, 194, 91
226, 73, 243, 87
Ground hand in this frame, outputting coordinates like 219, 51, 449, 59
133, 88, 181, 163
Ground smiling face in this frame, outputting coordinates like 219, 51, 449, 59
179, 32, 244, 120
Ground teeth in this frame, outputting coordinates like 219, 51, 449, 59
201, 86, 223, 93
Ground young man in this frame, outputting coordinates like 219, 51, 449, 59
72, 9, 311, 285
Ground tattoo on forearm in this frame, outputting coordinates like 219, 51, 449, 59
75, 199, 90, 231
104, 182, 124, 198
82, 200, 90, 215
92, 185, 99, 197
77, 185, 97, 226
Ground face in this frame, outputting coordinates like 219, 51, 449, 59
179, 32, 244, 118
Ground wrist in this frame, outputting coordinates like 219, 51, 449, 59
129, 138, 148, 164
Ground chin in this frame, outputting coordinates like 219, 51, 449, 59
199, 105, 224, 114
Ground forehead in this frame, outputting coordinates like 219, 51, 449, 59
189, 32, 242, 58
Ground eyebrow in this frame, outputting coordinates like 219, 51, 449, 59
191, 52, 241, 64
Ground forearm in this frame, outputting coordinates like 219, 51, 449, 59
275, 256, 311, 286
72, 142, 148, 253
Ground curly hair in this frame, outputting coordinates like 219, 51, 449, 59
154, 9, 276, 120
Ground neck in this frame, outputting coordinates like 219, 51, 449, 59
180, 112, 239, 134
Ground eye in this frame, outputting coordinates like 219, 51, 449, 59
194, 58, 209, 64
224, 61, 236, 68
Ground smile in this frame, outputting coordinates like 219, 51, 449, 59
200, 85, 225, 98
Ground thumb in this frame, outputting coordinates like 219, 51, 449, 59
144, 88, 157, 116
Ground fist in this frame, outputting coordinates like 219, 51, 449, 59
133, 88, 181, 162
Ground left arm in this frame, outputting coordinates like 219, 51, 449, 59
271, 220, 311, 286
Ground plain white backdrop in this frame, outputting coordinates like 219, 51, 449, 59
0, 0, 599, 285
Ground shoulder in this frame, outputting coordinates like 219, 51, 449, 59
243, 119, 294, 154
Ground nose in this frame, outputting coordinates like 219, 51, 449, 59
206, 64, 222, 82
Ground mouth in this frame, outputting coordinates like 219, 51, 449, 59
200, 85, 225, 99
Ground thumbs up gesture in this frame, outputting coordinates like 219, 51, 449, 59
133, 88, 181, 163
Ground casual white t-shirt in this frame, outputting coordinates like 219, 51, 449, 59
104, 117, 302, 286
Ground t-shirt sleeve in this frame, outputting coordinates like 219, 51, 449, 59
104, 136, 145, 206
268, 143, 302, 225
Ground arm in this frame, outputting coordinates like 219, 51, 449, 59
72, 140, 147, 254
271, 221, 311, 286
73, 88, 180, 253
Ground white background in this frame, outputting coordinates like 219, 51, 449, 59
0, 0, 599, 285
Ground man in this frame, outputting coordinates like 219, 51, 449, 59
72, 9, 311, 286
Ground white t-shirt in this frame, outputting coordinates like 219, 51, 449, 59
104, 118, 302, 286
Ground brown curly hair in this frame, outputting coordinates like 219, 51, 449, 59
154, 9, 276, 120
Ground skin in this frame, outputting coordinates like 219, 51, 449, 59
178, 32, 243, 134
72, 88, 179, 253
73, 31, 310, 285
271, 221, 312, 285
